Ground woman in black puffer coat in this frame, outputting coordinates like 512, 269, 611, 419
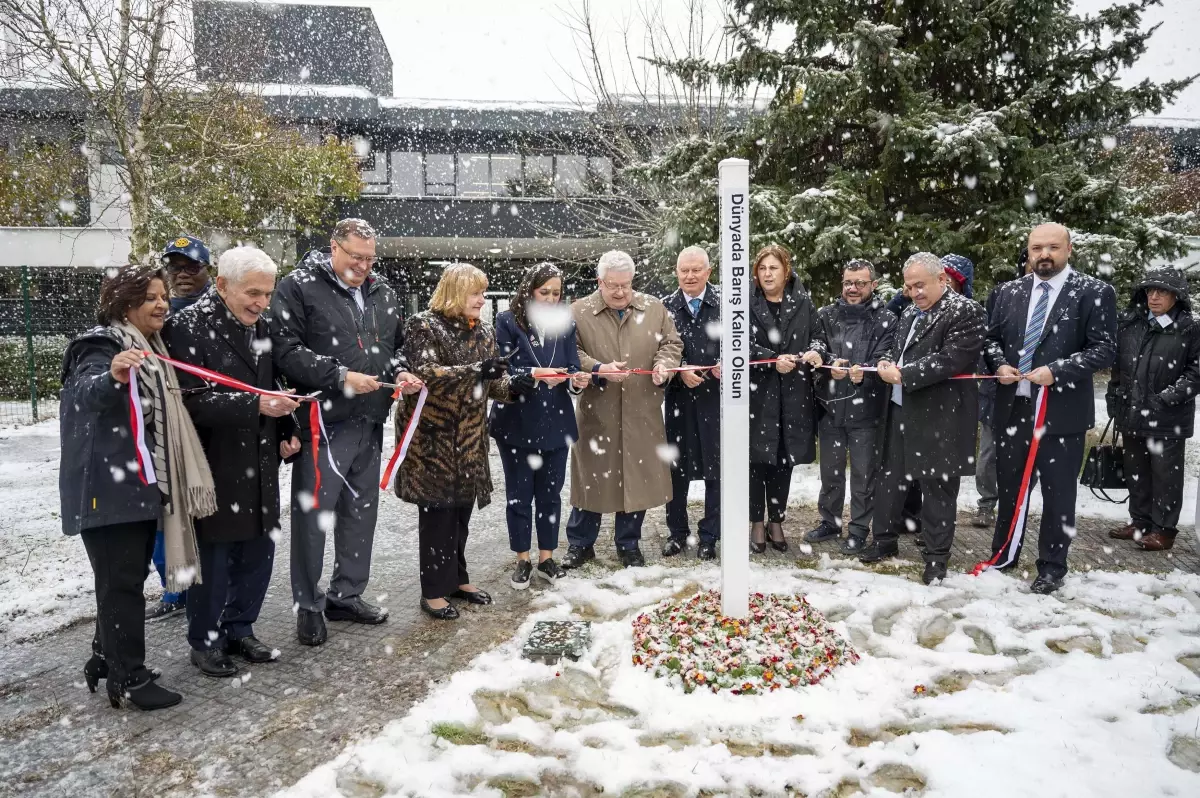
1105, 268, 1200, 551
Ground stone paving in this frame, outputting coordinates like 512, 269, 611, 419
1, 461, 1197, 797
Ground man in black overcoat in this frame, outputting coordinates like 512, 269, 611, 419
662, 246, 721, 560
862, 253, 986, 584
985, 223, 1117, 593
166, 246, 301, 677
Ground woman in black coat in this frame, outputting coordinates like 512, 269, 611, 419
747, 245, 828, 553
490, 263, 592, 589
1106, 269, 1200, 551
60, 266, 213, 711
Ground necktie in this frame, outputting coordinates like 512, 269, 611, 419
1019, 283, 1052, 375
689, 297, 701, 316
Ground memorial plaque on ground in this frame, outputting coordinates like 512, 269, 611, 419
522, 621, 591, 663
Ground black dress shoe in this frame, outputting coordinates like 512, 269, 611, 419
767, 522, 789, 552
619, 547, 646, 568
190, 649, 239, 678
1030, 574, 1064, 595
922, 561, 948, 585
226, 635, 276, 663
661, 537, 687, 557
750, 522, 767, 554
804, 523, 839, 543
859, 541, 900, 564
325, 596, 389, 624
451, 588, 493, 605
107, 678, 182, 711
420, 597, 460, 620
839, 536, 866, 555
297, 609, 327, 646
697, 542, 717, 561
561, 545, 595, 570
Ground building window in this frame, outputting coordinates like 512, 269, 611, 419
457, 153, 490, 196
490, 155, 521, 196
588, 156, 613, 194
521, 155, 554, 197
390, 151, 423, 196
555, 155, 588, 196
425, 153, 455, 196
359, 150, 389, 195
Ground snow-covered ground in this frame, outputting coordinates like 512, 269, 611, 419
285, 561, 1200, 798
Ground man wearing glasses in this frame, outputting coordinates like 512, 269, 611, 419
805, 260, 895, 555
270, 218, 423, 645
562, 250, 683, 569
145, 234, 212, 621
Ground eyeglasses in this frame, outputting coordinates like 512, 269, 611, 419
335, 241, 378, 267
600, 279, 632, 294
842, 280, 873, 289
163, 258, 207, 275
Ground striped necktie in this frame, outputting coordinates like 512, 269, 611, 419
1018, 282, 1053, 374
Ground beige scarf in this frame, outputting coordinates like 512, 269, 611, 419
115, 321, 216, 591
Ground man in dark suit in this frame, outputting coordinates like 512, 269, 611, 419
166, 246, 301, 676
861, 253, 986, 584
984, 223, 1117, 594
662, 246, 721, 560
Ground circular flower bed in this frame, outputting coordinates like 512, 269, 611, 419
631, 590, 860, 694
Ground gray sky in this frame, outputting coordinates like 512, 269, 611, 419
296, 0, 1198, 120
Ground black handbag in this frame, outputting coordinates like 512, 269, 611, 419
1080, 419, 1127, 503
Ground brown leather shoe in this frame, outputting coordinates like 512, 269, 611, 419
1108, 523, 1143, 540
1136, 532, 1175, 551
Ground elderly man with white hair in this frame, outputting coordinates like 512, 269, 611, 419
165, 245, 301, 676
562, 250, 684, 569
860, 252, 986, 585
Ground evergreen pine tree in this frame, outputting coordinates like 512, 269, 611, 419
637, 0, 1196, 299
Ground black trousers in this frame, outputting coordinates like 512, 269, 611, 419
418, 504, 474, 599
749, 463, 793, 523
81, 521, 157, 687
991, 396, 1086, 580
1124, 435, 1187, 538
666, 471, 720, 544
497, 444, 569, 553
817, 420, 880, 540
889, 482, 923, 536
186, 536, 275, 651
871, 410, 960, 564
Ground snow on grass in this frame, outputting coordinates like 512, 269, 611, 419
283, 562, 1200, 798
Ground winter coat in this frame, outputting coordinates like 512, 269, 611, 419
1106, 269, 1200, 439
58, 328, 163, 535
570, 290, 683, 513
749, 275, 828, 467
164, 292, 295, 544
813, 297, 895, 429
270, 249, 406, 429
984, 269, 1117, 436
941, 254, 994, 424
663, 285, 721, 480
883, 290, 986, 478
489, 309, 581, 451
395, 311, 512, 510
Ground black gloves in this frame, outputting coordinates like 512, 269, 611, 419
478, 356, 509, 380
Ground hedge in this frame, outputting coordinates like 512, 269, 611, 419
0, 336, 69, 401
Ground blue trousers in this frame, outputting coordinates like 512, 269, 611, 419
151, 530, 186, 604
497, 444, 569, 553
566, 508, 646, 551
186, 536, 275, 651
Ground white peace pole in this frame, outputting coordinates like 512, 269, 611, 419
718, 158, 750, 619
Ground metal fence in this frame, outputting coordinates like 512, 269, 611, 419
0, 265, 103, 426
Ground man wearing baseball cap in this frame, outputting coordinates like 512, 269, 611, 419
163, 235, 212, 313
145, 234, 213, 621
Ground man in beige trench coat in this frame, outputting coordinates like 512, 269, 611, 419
561, 250, 684, 568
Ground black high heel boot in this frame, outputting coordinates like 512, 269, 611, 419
84, 656, 107, 693
768, 522, 789, 553
106, 678, 182, 711
750, 522, 767, 554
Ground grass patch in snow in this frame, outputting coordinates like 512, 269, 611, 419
429, 721, 487, 746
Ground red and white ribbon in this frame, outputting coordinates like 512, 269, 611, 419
971, 384, 1049, 576
127, 366, 158, 486
380, 386, 428, 491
